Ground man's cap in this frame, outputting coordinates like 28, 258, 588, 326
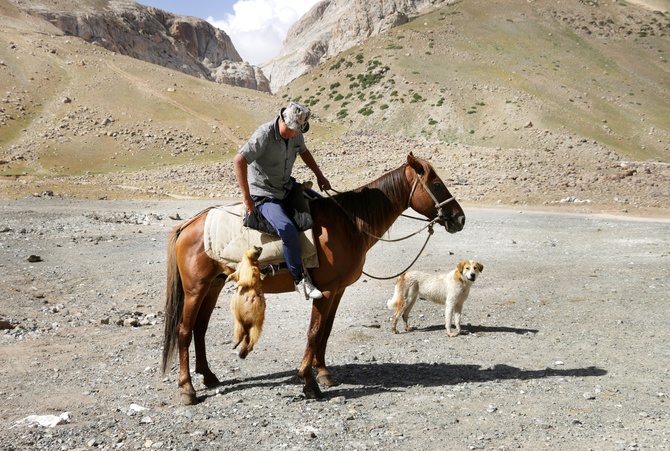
281, 102, 310, 133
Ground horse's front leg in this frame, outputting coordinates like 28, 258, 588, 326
313, 290, 344, 388
193, 277, 225, 388
298, 295, 332, 399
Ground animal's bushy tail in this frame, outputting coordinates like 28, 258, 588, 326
161, 227, 184, 374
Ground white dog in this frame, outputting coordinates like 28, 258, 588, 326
387, 260, 483, 336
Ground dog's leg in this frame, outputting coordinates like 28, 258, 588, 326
453, 298, 466, 336
402, 282, 419, 332
452, 304, 462, 336
445, 300, 458, 337
390, 276, 405, 334
391, 310, 401, 334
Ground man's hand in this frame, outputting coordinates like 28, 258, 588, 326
317, 175, 331, 191
243, 195, 255, 214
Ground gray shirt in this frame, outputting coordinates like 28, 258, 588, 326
238, 116, 307, 200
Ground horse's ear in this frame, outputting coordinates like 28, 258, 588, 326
407, 152, 425, 175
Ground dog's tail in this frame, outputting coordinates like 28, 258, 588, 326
387, 274, 405, 310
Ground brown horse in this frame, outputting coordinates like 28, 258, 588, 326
162, 153, 465, 404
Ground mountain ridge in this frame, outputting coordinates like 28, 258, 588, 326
0, 0, 668, 216
7, 0, 270, 92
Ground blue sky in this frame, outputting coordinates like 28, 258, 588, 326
137, 0, 320, 65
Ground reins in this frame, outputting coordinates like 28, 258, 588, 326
323, 171, 455, 280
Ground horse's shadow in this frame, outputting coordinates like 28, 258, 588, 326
201, 361, 606, 402
415, 324, 539, 334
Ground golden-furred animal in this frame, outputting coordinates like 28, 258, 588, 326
227, 245, 266, 359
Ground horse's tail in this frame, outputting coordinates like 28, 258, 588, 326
162, 226, 184, 374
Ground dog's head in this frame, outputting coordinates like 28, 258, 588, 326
244, 245, 263, 263
457, 260, 483, 282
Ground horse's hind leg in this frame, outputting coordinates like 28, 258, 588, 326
177, 272, 223, 405
177, 299, 199, 405
193, 276, 225, 388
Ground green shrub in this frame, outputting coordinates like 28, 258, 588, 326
410, 93, 424, 103
330, 58, 346, 70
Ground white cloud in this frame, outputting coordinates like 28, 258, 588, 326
209, 0, 320, 66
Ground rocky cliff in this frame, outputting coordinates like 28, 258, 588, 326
262, 0, 450, 92
8, 0, 270, 92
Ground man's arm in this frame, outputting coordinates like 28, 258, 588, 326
299, 150, 331, 191
233, 153, 255, 213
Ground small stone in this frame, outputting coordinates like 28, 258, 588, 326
123, 318, 139, 327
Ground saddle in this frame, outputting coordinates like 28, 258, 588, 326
203, 204, 319, 273
242, 180, 314, 234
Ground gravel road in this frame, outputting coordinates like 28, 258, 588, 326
1, 197, 669, 450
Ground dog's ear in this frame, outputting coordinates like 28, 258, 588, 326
476, 262, 483, 272
457, 261, 466, 273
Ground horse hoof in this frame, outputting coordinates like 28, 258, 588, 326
316, 373, 339, 387
180, 393, 199, 405
303, 384, 323, 399
202, 374, 221, 388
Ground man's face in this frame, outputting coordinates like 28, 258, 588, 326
279, 118, 300, 139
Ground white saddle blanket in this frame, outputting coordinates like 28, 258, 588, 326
203, 204, 319, 271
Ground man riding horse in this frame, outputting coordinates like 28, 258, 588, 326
233, 102, 331, 300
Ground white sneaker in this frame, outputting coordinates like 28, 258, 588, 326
295, 278, 323, 300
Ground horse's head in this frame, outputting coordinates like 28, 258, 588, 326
406, 152, 465, 234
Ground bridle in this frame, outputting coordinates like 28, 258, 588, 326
324, 168, 458, 280
406, 174, 456, 223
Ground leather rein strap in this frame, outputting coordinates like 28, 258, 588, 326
325, 169, 456, 280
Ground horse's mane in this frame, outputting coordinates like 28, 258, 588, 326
314, 164, 410, 240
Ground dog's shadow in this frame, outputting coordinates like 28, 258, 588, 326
415, 324, 538, 335
201, 361, 605, 402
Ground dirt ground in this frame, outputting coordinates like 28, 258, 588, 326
1, 197, 669, 450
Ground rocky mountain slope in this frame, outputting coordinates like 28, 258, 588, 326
6, 0, 270, 92
279, 0, 670, 162
0, 0, 668, 217
263, 0, 450, 92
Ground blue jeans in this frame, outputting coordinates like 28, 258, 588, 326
256, 198, 303, 281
